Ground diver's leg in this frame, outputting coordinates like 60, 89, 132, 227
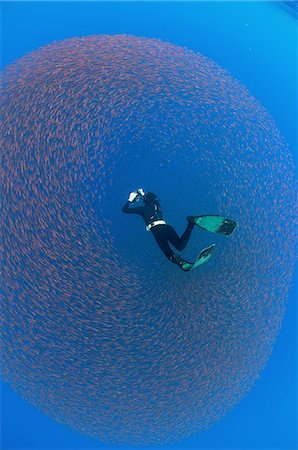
179, 222, 195, 249
151, 226, 175, 259
151, 226, 192, 271
167, 223, 195, 251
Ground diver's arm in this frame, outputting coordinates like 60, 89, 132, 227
122, 201, 131, 213
122, 201, 143, 214
122, 189, 144, 215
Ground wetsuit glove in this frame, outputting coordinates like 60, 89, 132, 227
137, 188, 145, 197
128, 191, 139, 203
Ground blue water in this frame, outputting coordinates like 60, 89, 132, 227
1, 2, 297, 449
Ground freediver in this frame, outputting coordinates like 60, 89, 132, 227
122, 189, 237, 272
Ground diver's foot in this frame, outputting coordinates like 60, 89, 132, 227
186, 218, 195, 230
170, 254, 191, 272
186, 216, 197, 224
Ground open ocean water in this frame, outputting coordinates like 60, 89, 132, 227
1, 2, 297, 450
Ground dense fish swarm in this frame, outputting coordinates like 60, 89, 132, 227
1, 35, 296, 445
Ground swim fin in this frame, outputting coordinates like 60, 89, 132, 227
186, 215, 237, 236
172, 244, 215, 272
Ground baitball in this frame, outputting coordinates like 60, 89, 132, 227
1, 35, 296, 445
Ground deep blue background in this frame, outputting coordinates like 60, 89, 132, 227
1, 2, 297, 449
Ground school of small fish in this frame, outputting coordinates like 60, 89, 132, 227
1, 34, 296, 445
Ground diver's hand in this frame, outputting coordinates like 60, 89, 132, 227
137, 188, 145, 197
128, 191, 139, 203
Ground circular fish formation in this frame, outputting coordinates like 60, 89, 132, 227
1, 35, 296, 445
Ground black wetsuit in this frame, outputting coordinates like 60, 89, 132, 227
122, 200, 194, 260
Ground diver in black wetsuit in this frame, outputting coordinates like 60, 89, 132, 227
122, 189, 237, 272
122, 189, 197, 271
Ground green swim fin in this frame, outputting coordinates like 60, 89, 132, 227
186, 215, 237, 236
172, 244, 215, 272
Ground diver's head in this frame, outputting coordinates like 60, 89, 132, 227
143, 192, 158, 204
